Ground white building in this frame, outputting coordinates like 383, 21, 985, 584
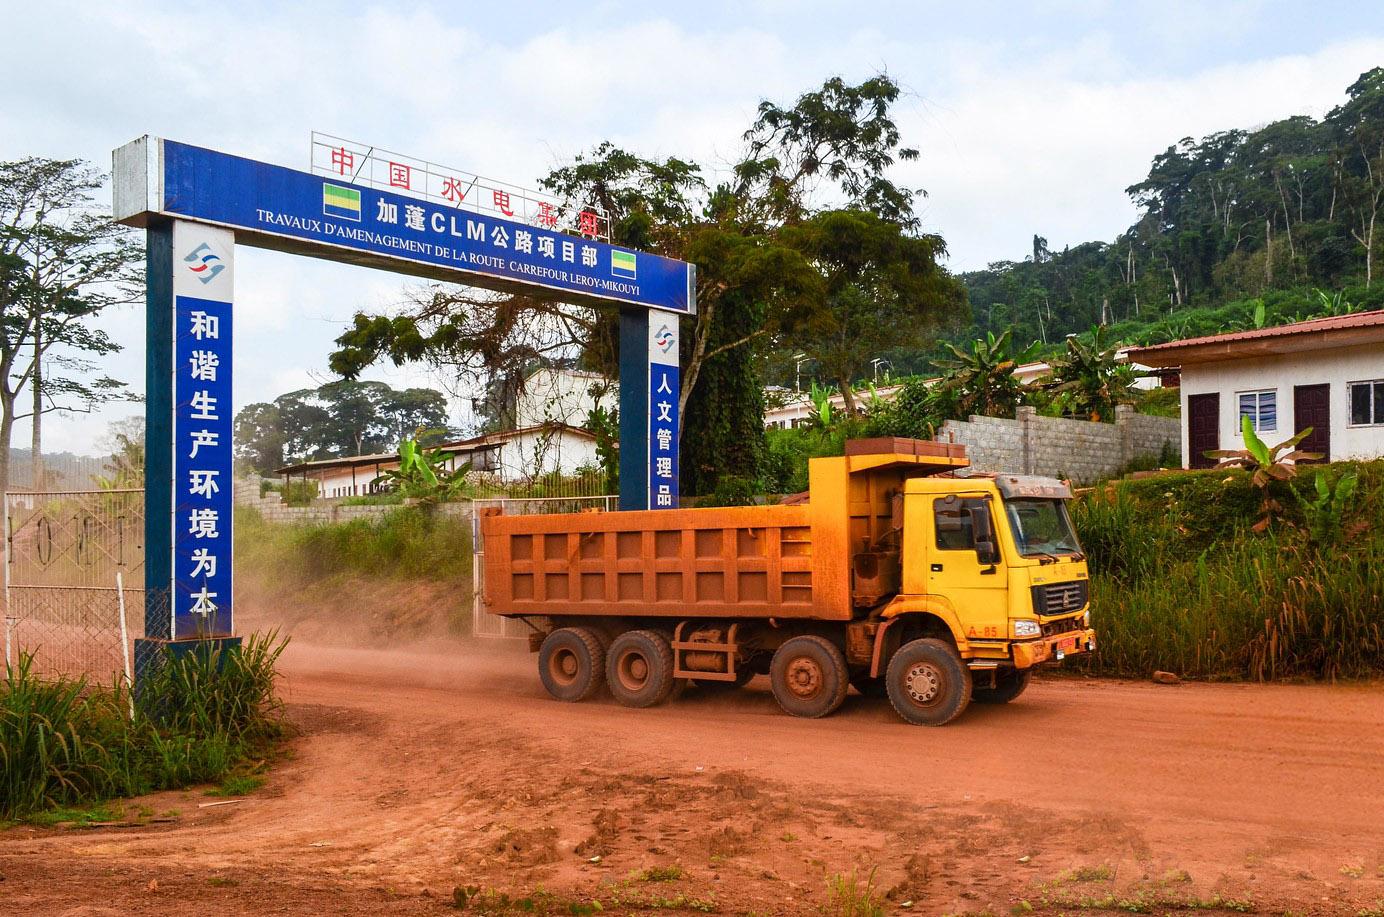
277, 423, 600, 498
514, 368, 617, 429
1128, 310, 1384, 468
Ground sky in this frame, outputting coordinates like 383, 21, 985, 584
4, 0, 1384, 456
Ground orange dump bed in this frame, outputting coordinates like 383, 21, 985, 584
480, 440, 968, 622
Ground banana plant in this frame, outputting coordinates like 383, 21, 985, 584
1303, 470, 1361, 545
808, 381, 835, 429
1206, 415, 1322, 530
380, 432, 472, 504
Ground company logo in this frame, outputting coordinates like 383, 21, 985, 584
183, 243, 225, 284
611, 249, 637, 279
322, 183, 362, 221
654, 324, 674, 353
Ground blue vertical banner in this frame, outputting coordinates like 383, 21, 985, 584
647, 317, 680, 509
170, 222, 234, 637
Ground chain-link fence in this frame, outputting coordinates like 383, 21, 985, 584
471, 495, 617, 638
4, 489, 145, 684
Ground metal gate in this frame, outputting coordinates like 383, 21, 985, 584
3, 489, 145, 681
471, 495, 617, 638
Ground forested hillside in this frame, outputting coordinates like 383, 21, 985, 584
956, 68, 1384, 349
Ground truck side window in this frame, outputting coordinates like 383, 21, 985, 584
934, 498, 990, 551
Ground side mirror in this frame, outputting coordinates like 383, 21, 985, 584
969, 507, 1000, 565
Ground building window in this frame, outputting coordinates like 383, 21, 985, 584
1349, 379, 1384, 426
1238, 389, 1277, 432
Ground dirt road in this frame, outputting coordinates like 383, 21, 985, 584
4, 639, 1383, 915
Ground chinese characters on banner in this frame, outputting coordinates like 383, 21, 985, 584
172, 222, 234, 637
647, 319, 680, 509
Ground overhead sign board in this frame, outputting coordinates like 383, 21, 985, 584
114, 136, 696, 315
309, 132, 613, 242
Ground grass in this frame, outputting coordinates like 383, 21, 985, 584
235, 505, 473, 584
633, 865, 686, 882
1072, 461, 1384, 680
0, 632, 287, 821
207, 774, 265, 797
824, 868, 884, 917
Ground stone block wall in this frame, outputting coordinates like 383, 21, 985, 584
938, 405, 1179, 485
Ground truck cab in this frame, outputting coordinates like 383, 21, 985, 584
857, 472, 1095, 723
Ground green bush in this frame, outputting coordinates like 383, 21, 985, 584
235, 505, 472, 584
1, 633, 287, 820
1072, 462, 1384, 680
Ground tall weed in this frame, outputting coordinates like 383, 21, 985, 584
1, 632, 287, 819
1073, 462, 1384, 680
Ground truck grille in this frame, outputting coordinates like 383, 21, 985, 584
1032, 581, 1088, 617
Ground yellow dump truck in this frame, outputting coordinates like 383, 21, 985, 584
480, 438, 1094, 725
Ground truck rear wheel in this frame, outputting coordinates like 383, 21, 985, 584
770, 636, 848, 719
972, 668, 1031, 704
606, 630, 676, 708
886, 638, 972, 726
538, 627, 605, 702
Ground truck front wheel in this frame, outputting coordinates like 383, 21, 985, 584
770, 636, 848, 719
606, 630, 676, 708
886, 638, 972, 726
538, 627, 606, 702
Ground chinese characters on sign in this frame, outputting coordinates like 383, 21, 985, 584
648, 319, 680, 509
172, 223, 234, 637
309, 132, 610, 242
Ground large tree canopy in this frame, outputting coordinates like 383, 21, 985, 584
331, 74, 969, 495
233, 380, 452, 473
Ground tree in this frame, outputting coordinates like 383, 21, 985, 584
96, 415, 144, 489
930, 330, 1039, 420
778, 209, 966, 414
232, 381, 453, 474
0, 157, 140, 497
332, 74, 946, 495
1042, 328, 1140, 422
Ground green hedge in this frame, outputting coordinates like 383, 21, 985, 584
1072, 462, 1384, 680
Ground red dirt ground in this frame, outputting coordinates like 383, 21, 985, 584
3, 637, 1383, 915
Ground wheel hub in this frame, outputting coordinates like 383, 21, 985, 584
905, 663, 941, 705
618, 651, 650, 690
549, 649, 579, 686
786, 657, 824, 699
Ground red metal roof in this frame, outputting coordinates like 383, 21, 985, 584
1127, 309, 1384, 365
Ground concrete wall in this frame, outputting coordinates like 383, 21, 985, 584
938, 405, 1180, 484
1178, 341, 1384, 465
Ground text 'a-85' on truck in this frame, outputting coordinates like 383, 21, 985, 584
479, 438, 1094, 726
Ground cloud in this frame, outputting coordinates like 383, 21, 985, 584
4, 2, 1383, 452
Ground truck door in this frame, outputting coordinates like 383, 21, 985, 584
927, 495, 1009, 642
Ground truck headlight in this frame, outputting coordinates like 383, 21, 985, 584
1084, 610, 1091, 627
1012, 619, 1041, 638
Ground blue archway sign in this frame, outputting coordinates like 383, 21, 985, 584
113, 136, 694, 664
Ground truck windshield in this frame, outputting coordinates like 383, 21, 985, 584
1004, 499, 1083, 558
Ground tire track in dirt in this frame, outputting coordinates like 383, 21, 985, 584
3, 639, 1383, 915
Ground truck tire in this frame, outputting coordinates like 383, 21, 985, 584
972, 668, 1031, 704
886, 638, 972, 726
538, 627, 605, 702
606, 630, 676, 708
770, 636, 849, 719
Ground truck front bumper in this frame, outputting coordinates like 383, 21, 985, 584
1011, 628, 1096, 669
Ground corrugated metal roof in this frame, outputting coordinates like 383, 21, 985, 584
1128, 309, 1384, 356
